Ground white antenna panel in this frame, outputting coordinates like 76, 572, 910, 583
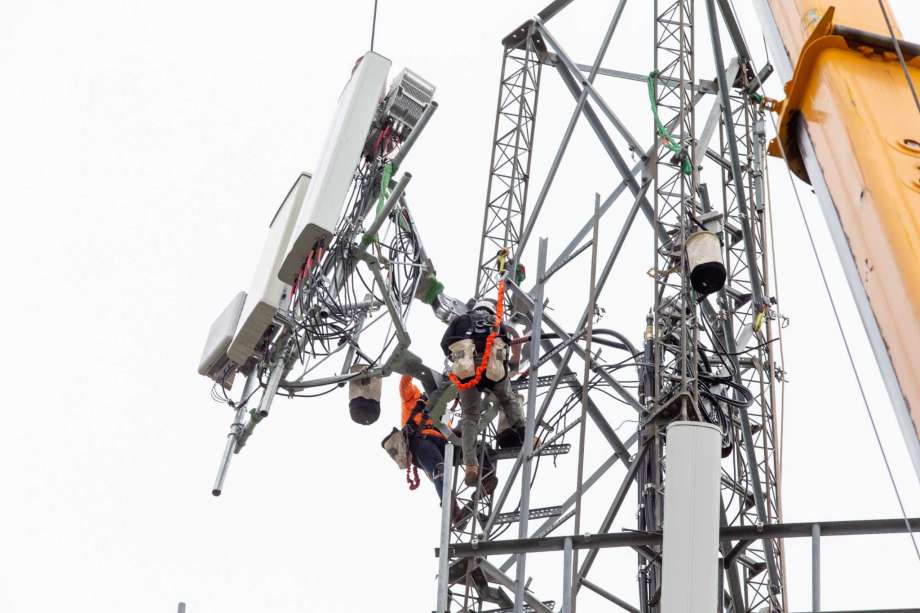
278, 51, 392, 283
228, 173, 311, 365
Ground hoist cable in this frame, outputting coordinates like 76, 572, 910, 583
876, 0, 920, 115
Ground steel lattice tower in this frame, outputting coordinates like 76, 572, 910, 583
475, 26, 544, 300
443, 1, 789, 612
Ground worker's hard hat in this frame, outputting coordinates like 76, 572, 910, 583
472, 298, 497, 315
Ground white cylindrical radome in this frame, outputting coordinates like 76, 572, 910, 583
348, 364, 383, 425
685, 231, 726, 295
661, 421, 722, 613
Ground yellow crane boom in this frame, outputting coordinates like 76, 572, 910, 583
755, 0, 920, 480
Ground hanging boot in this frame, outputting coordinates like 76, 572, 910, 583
463, 464, 480, 487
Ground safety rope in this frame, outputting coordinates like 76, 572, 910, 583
449, 250, 509, 391
406, 460, 420, 491
647, 71, 693, 176
449, 280, 506, 391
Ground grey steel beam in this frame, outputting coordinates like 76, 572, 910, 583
499, 437, 637, 574
562, 538, 573, 613
540, 66, 715, 286
705, 0, 765, 310
537, 23, 643, 155
551, 61, 655, 227
575, 444, 648, 588
479, 560, 554, 613
514, 239, 548, 613
720, 500, 748, 613
714, 0, 752, 63
579, 579, 640, 613
713, 299, 782, 593
812, 524, 821, 612
573, 64, 699, 91
391, 103, 438, 171
441, 517, 920, 558
436, 429, 456, 612
511, 287, 641, 439
512, 0, 629, 270
693, 59, 740, 170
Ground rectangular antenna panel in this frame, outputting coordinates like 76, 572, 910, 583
199, 291, 247, 379
228, 173, 311, 365
278, 51, 392, 282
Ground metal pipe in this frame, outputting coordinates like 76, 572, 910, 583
257, 352, 287, 418
514, 238, 548, 613
211, 369, 259, 496
833, 25, 920, 59
579, 578, 640, 613
716, 304, 782, 592
812, 523, 821, 612
511, 0, 628, 272
571, 197, 600, 613
499, 443, 637, 574
359, 172, 412, 249
575, 445, 647, 588
537, 22, 643, 154
392, 102, 438, 171
442, 517, 920, 558
562, 538, 573, 613
436, 413, 456, 613
705, 0, 765, 309
360, 252, 411, 347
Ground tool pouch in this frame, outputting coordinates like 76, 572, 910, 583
485, 337, 507, 382
449, 339, 476, 379
381, 428, 411, 470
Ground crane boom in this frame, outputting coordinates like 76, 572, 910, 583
755, 0, 920, 482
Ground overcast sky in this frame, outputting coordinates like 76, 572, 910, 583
2, 1, 919, 612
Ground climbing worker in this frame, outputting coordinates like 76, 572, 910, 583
392, 374, 497, 527
441, 296, 526, 487
398, 374, 449, 501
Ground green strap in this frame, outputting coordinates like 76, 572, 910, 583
647, 71, 693, 176
377, 161, 393, 216
364, 161, 395, 246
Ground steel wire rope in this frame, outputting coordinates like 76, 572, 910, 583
760, 102, 789, 512
876, 0, 920, 115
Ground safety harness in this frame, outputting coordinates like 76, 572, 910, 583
403, 401, 439, 491
449, 249, 510, 391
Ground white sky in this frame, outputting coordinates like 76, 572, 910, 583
2, 1, 919, 612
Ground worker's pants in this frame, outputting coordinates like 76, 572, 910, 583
458, 376, 524, 467
411, 435, 446, 501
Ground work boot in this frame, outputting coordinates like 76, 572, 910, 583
464, 464, 480, 487
481, 473, 498, 496
496, 424, 526, 449
452, 501, 472, 530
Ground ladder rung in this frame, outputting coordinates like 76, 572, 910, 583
511, 373, 579, 390
491, 443, 572, 460
481, 601, 556, 613
493, 506, 563, 526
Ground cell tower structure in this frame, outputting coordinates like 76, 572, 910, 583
197, 2, 920, 612
438, 1, 786, 611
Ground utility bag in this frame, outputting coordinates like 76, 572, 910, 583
485, 337, 508, 382
381, 428, 411, 470
449, 338, 476, 379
